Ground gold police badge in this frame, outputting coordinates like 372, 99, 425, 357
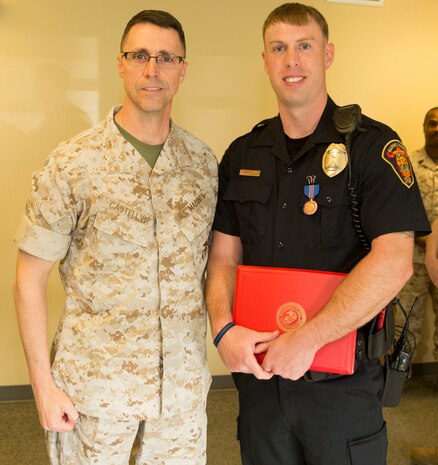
322, 143, 348, 178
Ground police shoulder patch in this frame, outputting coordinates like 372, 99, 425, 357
381, 139, 415, 188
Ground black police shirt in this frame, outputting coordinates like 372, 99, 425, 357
213, 97, 430, 273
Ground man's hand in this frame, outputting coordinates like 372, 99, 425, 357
34, 384, 79, 432
261, 329, 318, 380
217, 325, 279, 380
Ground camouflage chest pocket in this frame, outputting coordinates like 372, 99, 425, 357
176, 200, 214, 242
93, 207, 154, 250
223, 178, 273, 245
299, 185, 354, 249
174, 190, 216, 268
75, 208, 156, 310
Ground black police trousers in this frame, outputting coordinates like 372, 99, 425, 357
232, 358, 387, 465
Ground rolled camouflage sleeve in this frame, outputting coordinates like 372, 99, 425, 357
15, 214, 71, 262
15, 157, 76, 262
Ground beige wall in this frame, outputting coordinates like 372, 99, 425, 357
1, 0, 437, 386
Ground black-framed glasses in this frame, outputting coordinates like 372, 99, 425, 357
121, 51, 185, 70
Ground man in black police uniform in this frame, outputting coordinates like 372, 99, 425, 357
206, 3, 430, 465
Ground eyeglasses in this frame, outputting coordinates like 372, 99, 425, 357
121, 51, 185, 69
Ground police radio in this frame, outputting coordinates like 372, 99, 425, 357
333, 104, 369, 252
333, 104, 362, 136
382, 298, 417, 407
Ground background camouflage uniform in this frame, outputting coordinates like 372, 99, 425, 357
397, 147, 438, 359
15, 106, 218, 464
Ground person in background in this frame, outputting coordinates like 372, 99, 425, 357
206, 3, 429, 465
408, 218, 438, 465
13, 9, 217, 465
398, 107, 438, 360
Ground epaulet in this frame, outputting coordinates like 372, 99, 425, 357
251, 117, 275, 132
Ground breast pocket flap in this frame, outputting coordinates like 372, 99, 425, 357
223, 179, 272, 204
94, 209, 152, 248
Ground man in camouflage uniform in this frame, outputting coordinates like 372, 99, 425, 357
398, 107, 438, 359
410, 218, 438, 465
13, 10, 217, 465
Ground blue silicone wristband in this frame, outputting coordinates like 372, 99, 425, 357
213, 322, 236, 347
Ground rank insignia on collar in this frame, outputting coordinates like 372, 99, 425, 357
322, 143, 348, 178
381, 140, 414, 188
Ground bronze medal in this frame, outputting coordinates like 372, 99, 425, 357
303, 199, 318, 215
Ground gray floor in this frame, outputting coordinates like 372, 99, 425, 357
0, 375, 436, 465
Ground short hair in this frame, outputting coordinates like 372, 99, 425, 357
424, 107, 438, 125
262, 3, 329, 42
120, 10, 186, 55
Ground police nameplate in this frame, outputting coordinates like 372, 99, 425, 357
239, 169, 261, 177
322, 143, 348, 178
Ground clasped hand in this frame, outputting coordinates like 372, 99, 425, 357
217, 325, 318, 381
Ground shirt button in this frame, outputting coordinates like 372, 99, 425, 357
281, 203, 288, 209
287, 167, 293, 173
278, 241, 284, 248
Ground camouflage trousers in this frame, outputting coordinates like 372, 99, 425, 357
397, 263, 438, 359
46, 403, 207, 465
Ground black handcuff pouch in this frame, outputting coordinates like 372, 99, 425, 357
364, 300, 395, 360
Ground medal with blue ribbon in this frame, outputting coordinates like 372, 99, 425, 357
303, 175, 320, 215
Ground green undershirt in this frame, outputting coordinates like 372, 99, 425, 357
114, 119, 163, 169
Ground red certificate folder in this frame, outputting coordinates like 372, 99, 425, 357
233, 265, 357, 375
